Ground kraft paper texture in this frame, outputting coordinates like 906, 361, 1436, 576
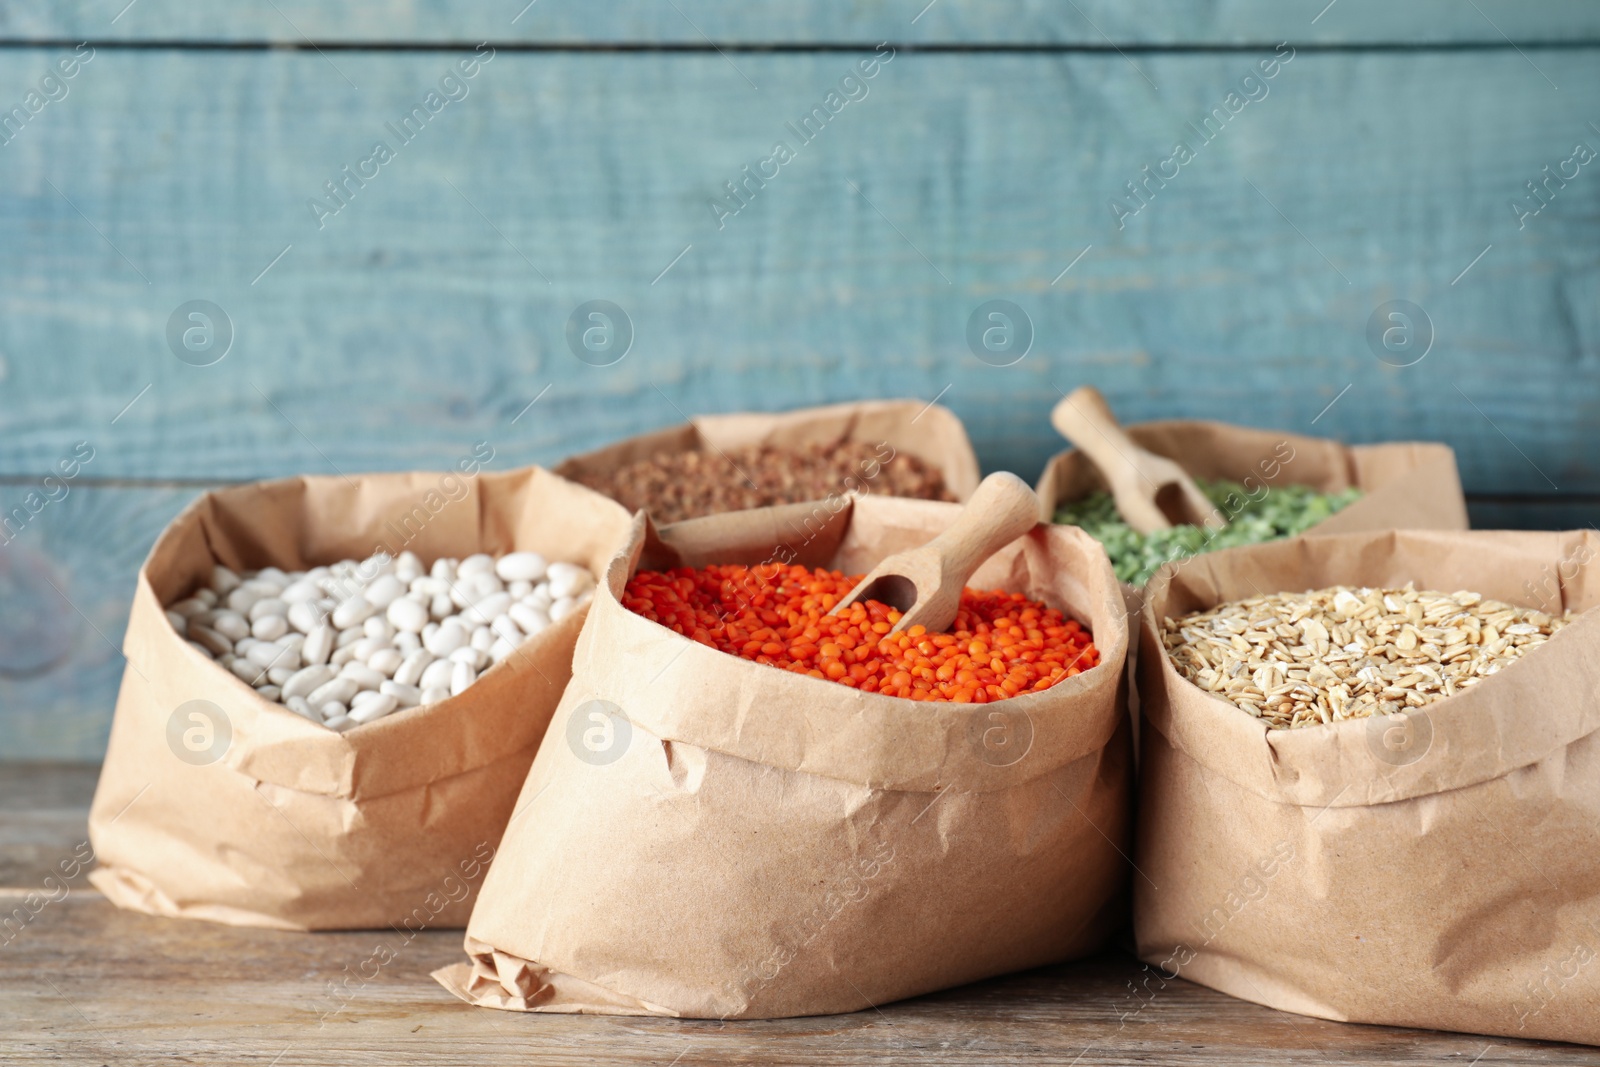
1035, 419, 1469, 542
1133, 529, 1600, 1046
87, 467, 633, 930
555, 398, 983, 503
435, 493, 1132, 1018
1038, 419, 1471, 762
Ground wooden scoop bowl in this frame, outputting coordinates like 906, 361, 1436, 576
1050, 386, 1225, 535
828, 471, 1041, 635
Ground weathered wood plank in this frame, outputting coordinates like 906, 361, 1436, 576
0, 764, 97, 889
0, 892, 1590, 1064
2, 1, 1597, 46
0, 49, 1595, 492
2, 762, 1590, 1061
0, 485, 203, 760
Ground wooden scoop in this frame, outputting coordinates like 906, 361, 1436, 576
828, 471, 1040, 635
1050, 386, 1224, 535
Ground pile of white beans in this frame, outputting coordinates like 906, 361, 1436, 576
165, 550, 596, 731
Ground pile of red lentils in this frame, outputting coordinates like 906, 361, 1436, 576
622, 563, 1099, 702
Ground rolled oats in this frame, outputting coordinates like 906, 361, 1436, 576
1161, 584, 1573, 729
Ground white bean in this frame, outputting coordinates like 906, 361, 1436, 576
283, 665, 336, 699
175, 551, 594, 731
210, 611, 250, 642
461, 592, 511, 626
251, 614, 290, 641
490, 615, 523, 646
496, 551, 548, 583
285, 695, 318, 721
248, 597, 288, 621
424, 620, 467, 657
230, 658, 267, 685
287, 600, 324, 635
249, 642, 297, 670
280, 580, 321, 604
410, 576, 450, 597
547, 561, 594, 599
510, 603, 550, 637
226, 586, 264, 614
302, 623, 334, 666
308, 676, 360, 707
332, 595, 377, 630
363, 574, 407, 610
340, 663, 386, 691
350, 637, 392, 662
349, 693, 400, 724
419, 658, 455, 692
470, 626, 495, 653
393, 649, 435, 687
190, 625, 232, 658
368, 647, 404, 677
395, 550, 423, 584
379, 679, 422, 706
211, 565, 242, 595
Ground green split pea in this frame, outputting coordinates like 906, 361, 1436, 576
1053, 479, 1361, 586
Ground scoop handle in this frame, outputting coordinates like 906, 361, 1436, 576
1050, 385, 1174, 533
924, 472, 1040, 591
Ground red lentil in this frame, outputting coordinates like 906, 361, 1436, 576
622, 563, 1099, 702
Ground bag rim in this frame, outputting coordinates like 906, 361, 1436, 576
571, 496, 1132, 792
1138, 528, 1600, 808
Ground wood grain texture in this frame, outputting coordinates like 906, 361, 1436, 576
0, 48, 1596, 491
0, 485, 205, 760
0, 762, 1589, 1066
3, 1, 1599, 46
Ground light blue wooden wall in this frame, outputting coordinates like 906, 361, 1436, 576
2, 5, 1598, 758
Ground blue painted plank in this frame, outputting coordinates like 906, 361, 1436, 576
3, 1, 1598, 46
0, 484, 203, 759
0, 48, 1595, 493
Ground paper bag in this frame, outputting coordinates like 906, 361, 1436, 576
1040, 420, 1469, 763
1037, 419, 1468, 555
87, 467, 633, 931
555, 398, 983, 515
1133, 528, 1600, 1046
434, 494, 1132, 1018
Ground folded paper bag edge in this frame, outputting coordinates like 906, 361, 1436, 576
582, 502, 1130, 792
1138, 528, 1600, 808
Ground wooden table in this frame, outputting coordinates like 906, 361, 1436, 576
1, 764, 1591, 1066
